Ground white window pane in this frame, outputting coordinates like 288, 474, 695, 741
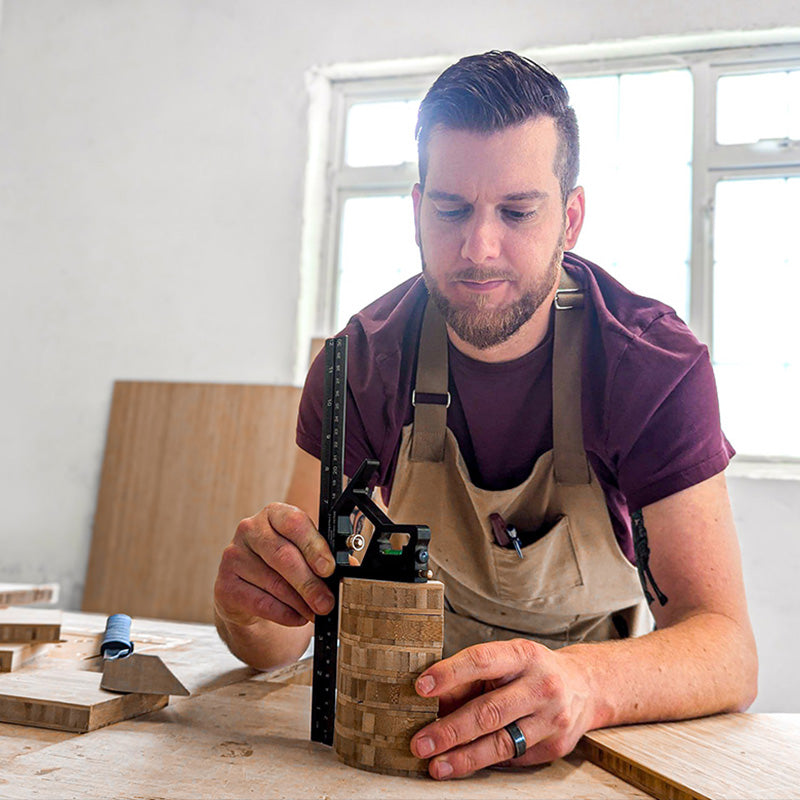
619, 70, 693, 163
336, 195, 420, 329
716, 71, 799, 144
345, 101, 420, 167
567, 69, 692, 320
791, 72, 800, 140
565, 75, 620, 180
713, 177, 800, 458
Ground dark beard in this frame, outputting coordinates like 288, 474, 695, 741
421, 243, 563, 350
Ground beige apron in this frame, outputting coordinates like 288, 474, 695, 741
386, 270, 652, 657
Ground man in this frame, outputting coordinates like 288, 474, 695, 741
214, 51, 757, 780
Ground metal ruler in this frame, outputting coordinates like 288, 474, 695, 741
310, 335, 432, 746
311, 337, 347, 745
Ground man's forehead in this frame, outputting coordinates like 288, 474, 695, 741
423, 117, 561, 191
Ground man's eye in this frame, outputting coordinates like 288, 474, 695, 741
503, 209, 536, 221
434, 207, 469, 220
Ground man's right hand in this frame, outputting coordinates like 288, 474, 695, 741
214, 502, 336, 631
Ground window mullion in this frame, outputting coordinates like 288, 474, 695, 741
689, 61, 715, 349
335, 164, 419, 192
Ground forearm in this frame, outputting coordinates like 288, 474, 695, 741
559, 611, 758, 731
214, 611, 313, 671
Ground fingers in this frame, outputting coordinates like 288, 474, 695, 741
238, 504, 336, 616
420, 713, 576, 780
416, 639, 539, 699
263, 503, 336, 578
424, 715, 547, 779
411, 679, 530, 761
216, 543, 315, 625
216, 502, 338, 629
410, 639, 581, 780
436, 680, 485, 716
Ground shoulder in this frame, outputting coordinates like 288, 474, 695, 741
566, 252, 708, 386
297, 275, 426, 480
567, 253, 732, 507
565, 253, 695, 351
345, 274, 428, 357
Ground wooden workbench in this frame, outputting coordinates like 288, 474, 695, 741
0, 611, 796, 799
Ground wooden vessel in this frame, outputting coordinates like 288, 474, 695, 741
333, 578, 444, 777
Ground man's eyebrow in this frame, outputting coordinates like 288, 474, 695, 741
426, 189, 549, 202
502, 190, 549, 201
426, 190, 465, 202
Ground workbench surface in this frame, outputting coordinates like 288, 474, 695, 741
0, 611, 796, 799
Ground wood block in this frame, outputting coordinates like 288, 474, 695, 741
580, 712, 800, 800
0, 670, 168, 733
0, 583, 60, 606
334, 579, 444, 778
82, 381, 302, 623
0, 642, 53, 672
0, 608, 62, 644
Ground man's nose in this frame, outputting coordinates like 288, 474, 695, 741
460, 211, 502, 264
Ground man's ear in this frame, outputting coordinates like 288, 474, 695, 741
412, 183, 423, 247
563, 185, 585, 250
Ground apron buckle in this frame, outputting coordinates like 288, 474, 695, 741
412, 389, 451, 408
554, 287, 584, 310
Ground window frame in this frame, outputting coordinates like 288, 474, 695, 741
297, 34, 800, 469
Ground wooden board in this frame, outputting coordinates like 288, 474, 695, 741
0, 583, 60, 606
0, 670, 167, 733
0, 608, 62, 644
1, 681, 650, 799
0, 642, 52, 672
580, 713, 800, 800
82, 381, 302, 623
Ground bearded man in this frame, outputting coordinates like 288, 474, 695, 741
213, 50, 757, 780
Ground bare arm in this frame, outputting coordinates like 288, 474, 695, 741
562, 471, 757, 727
409, 472, 758, 779
213, 447, 329, 670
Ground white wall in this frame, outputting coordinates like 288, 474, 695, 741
1, 0, 798, 711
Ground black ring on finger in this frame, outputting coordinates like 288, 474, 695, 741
504, 720, 527, 758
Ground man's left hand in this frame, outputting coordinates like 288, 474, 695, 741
409, 638, 594, 780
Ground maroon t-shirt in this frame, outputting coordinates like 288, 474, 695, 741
297, 253, 734, 561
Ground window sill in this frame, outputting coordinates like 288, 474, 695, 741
726, 456, 800, 481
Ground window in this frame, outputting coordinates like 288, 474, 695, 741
306, 42, 800, 460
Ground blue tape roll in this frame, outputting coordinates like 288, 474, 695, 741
100, 613, 134, 658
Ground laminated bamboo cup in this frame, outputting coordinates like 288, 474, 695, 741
333, 577, 444, 777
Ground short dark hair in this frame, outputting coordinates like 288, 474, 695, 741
415, 50, 579, 203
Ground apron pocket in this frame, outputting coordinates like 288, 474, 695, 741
491, 515, 584, 606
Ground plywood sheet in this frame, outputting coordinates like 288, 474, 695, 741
0, 670, 167, 733
82, 381, 302, 623
1, 682, 649, 799
580, 712, 800, 800
0, 608, 62, 643
0, 642, 52, 672
0, 583, 60, 606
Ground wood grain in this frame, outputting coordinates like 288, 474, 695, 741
0, 642, 52, 672
334, 578, 444, 777
580, 712, 800, 800
0, 608, 62, 644
0, 670, 168, 733
82, 381, 301, 623
2, 681, 651, 799
0, 583, 60, 606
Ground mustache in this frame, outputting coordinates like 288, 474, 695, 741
448, 267, 517, 283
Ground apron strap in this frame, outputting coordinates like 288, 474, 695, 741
410, 297, 449, 462
553, 269, 591, 485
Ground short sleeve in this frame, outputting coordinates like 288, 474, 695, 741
605, 314, 735, 511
